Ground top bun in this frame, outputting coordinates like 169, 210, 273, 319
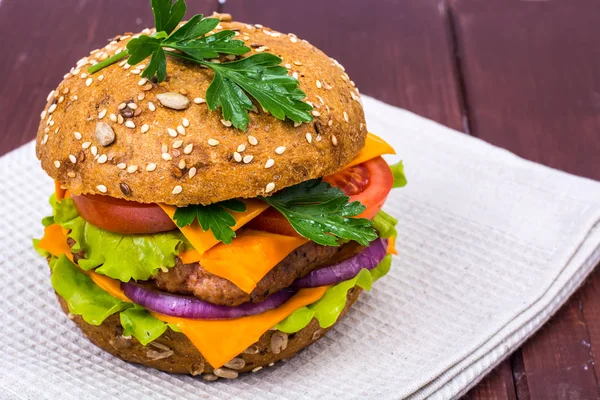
36, 16, 366, 206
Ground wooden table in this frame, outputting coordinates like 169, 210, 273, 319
2, 1, 599, 398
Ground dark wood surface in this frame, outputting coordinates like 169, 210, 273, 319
1, 0, 599, 398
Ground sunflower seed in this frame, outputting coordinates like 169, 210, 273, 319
156, 92, 190, 110
95, 122, 115, 146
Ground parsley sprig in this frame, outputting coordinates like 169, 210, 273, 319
260, 180, 378, 246
88, 0, 313, 130
173, 199, 247, 244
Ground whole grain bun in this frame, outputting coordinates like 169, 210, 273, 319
56, 286, 363, 378
36, 17, 366, 206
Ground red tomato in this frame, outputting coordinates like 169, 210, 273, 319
247, 157, 394, 234
71, 194, 176, 234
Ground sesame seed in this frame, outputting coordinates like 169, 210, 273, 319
332, 135, 338, 146
255, 46, 267, 53
117, 163, 127, 169
290, 36, 298, 43
91, 146, 98, 156
85, 78, 93, 87
118, 103, 127, 110
69, 154, 77, 164
58, 96, 64, 104
172, 185, 183, 195
305, 133, 312, 143
148, 102, 156, 112
138, 78, 148, 86
40, 110, 47, 120
127, 165, 138, 173
265, 182, 275, 193
243, 155, 254, 163
96, 185, 107, 193
82, 141, 91, 149
312, 110, 321, 117
63, 73, 71, 79
194, 97, 206, 104
67, 172, 76, 178
328, 119, 333, 127
138, 93, 145, 101
80, 73, 87, 79
177, 125, 186, 135
128, 103, 138, 110
316, 80, 322, 89
98, 109, 107, 119
208, 138, 219, 146
98, 75, 104, 82
181, 118, 190, 128
265, 158, 274, 168
142, 163, 156, 172
316, 134, 322, 142
97, 154, 108, 164
231, 151, 242, 162
189, 167, 197, 178
221, 119, 232, 127
53, 160, 61, 168
109, 113, 117, 122
343, 111, 349, 122
293, 121, 302, 128
161, 144, 168, 153
48, 104, 57, 114
131, 69, 141, 75
173, 140, 183, 149
181, 143, 193, 155
340, 74, 347, 82
167, 128, 178, 137
161, 153, 173, 161
47, 90, 56, 102
125, 121, 135, 129
42, 134, 48, 145
141, 124, 149, 133
117, 114, 124, 124
284, 63, 292, 69
292, 72, 299, 79
248, 135, 258, 146
178, 159, 186, 169
73, 131, 82, 140
237, 144, 246, 152
293, 61, 303, 66
275, 146, 286, 155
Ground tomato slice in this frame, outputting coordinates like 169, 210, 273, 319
71, 194, 176, 234
247, 157, 394, 234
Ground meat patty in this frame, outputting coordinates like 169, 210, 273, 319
152, 241, 363, 306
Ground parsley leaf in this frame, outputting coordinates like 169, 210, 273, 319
260, 180, 378, 246
151, 0, 186, 35
199, 53, 313, 130
88, 0, 313, 131
173, 199, 247, 244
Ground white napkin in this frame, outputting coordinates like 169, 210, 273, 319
1, 96, 600, 400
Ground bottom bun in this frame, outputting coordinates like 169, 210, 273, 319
56, 286, 363, 380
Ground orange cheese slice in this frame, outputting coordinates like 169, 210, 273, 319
54, 181, 66, 202
156, 286, 328, 369
38, 224, 74, 262
196, 230, 308, 293
158, 199, 269, 256
344, 132, 396, 169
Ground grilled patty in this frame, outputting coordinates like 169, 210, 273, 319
152, 241, 363, 306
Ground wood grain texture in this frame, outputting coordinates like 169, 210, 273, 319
0, 0, 219, 156
462, 361, 517, 400
581, 269, 600, 391
451, 0, 600, 398
221, 0, 464, 131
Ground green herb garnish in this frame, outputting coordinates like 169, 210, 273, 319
260, 180, 378, 246
172, 199, 247, 244
88, 0, 313, 130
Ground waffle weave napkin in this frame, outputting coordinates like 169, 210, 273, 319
1, 96, 600, 400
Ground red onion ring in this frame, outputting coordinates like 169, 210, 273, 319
291, 238, 388, 288
122, 283, 296, 320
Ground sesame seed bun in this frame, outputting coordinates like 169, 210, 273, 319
56, 286, 363, 378
36, 19, 366, 206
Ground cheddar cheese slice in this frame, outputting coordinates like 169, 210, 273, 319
344, 132, 396, 169
156, 286, 328, 369
158, 199, 269, 256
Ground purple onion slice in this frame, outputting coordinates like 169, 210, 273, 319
122, 283, 296, 320
291, 238, 388, 288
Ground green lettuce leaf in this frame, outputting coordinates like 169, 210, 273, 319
63, 216, 185, 282
43, 194, 187, 282
275, 255, 393, 333
390, 161, 407, 188
52, 255, 171, 344
51, 254, 131, 325
373, 210, 398, 239
32, 238, 50, 257
120, 306, 168, 345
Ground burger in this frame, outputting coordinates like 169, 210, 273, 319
33, 2, 406, 381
